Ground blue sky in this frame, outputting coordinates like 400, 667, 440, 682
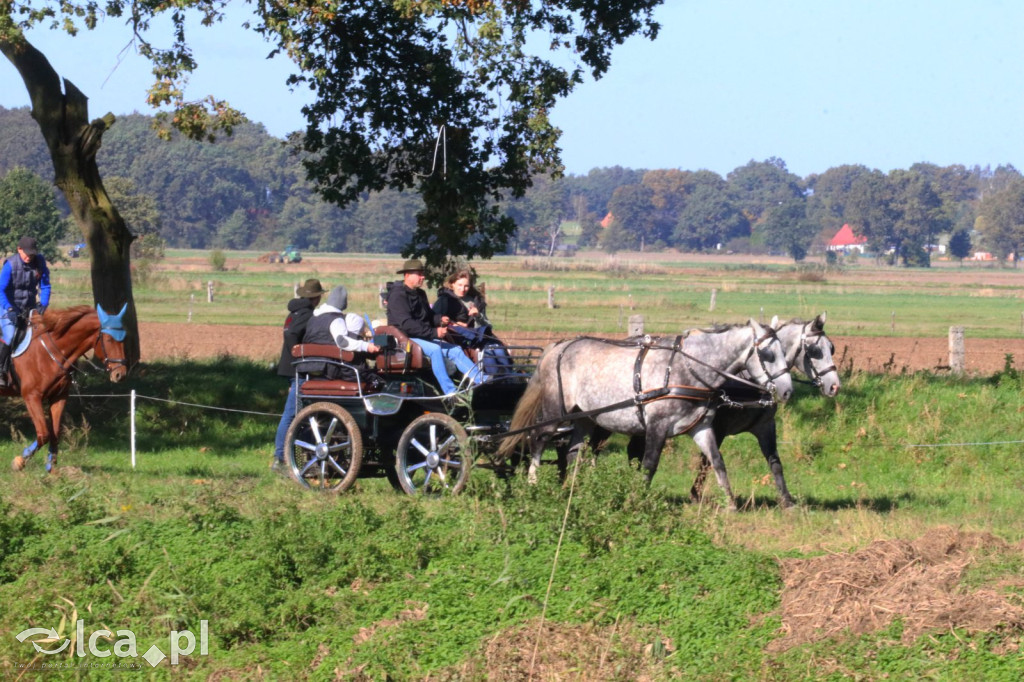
2, 1, 1022, 179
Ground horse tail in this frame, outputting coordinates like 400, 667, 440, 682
497, 369, 546, 459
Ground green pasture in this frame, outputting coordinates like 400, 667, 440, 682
2, 355, 1024, 678
51, 251, 1024, 339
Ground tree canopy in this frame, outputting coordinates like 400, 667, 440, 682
3, 108, 1016, 266
2, 0, 663, 274
0, 165, 65, 258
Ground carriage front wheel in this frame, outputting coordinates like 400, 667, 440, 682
285, 402, 363, 493
395, 413, 471, 496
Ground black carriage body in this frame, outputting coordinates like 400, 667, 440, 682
282, 328, 542, 494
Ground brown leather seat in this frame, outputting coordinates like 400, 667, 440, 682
291, 344, 381, 396
300, 379, 378, 397
372, 325, 425, 372
291, 343, 357, 363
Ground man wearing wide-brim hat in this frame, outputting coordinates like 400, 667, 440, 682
272, 278, 326, 472
386, 259, 484, 394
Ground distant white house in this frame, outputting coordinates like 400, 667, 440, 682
827, 224, 868, 253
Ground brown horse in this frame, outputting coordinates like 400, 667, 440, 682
4, 304, 129, 473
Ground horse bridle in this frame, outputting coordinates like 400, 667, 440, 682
38, 322, 128, 377
743, 324, 789, 396
94, 330, 129, 374
797, 329, 838, 387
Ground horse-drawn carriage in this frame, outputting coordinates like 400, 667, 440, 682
280, 325, 544, 494
279, 314, 840, 509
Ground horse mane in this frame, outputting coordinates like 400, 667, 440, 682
692, 322, 746, 334
40, 306, 95, 336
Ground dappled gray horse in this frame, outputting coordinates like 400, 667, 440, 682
614, 313, 839, 509
690, 313, 839, 507
500, 319, 794, 510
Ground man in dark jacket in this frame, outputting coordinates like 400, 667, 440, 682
386, 259, 482, 395
273, 278, 326, 470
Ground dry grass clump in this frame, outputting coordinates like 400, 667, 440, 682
442, 618, 663, 681
771, 526, 1024, 651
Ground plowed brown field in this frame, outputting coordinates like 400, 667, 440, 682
138, 322, 1024, 375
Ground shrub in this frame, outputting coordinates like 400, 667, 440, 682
209, 248, 227, 271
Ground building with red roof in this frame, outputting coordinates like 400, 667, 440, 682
827, 224, 868, 253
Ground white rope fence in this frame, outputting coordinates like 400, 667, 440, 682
68, 391, 1024, 472
71, 390, 280, 469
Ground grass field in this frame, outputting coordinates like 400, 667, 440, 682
2, 251, 1024, 679
48, 249, 1024, 338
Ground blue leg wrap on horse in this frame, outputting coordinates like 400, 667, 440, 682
46, 451, 55, 472
23, 440, 38, 458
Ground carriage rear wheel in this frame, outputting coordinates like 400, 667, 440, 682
395, 413, 471, 496
285, 402, 363, 493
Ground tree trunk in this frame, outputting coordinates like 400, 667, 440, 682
1, 31, 140, 365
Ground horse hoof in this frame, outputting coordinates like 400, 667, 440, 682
12, 456, 25, 471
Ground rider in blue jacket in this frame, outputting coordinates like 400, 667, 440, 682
0, 236, 51, 386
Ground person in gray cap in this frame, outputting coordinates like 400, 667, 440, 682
304, 284, 381, 354
272, 278, 326, 472
386, 258, 483, 395
0, 236, 51, 387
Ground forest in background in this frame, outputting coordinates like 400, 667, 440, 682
3, 105, 1023, 264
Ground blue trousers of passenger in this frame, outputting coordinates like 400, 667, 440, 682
274, 376, 305, 462
411, 338, 482, 395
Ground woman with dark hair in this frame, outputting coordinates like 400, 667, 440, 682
433, 269, 511, 375
433, 269, 488, 331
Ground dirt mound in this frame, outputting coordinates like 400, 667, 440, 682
771, 526, 1024, 651
449, 619, 662, 681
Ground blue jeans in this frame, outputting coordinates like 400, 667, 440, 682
411, 338, 482, 394
274, 376, 305, 462
1, 313, 14, 345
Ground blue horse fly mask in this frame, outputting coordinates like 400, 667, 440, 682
97, 303, 128, 341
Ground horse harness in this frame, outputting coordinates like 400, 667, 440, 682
553, 328, 782, 433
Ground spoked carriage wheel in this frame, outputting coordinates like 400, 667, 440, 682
285, 402, 363, 493
395, 413, 471, 496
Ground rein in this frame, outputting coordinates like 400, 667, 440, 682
797, 329, 837, 387
35, 316, 127, 378
549, 327, 780, 429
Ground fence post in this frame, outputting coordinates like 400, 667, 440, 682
379, 281, 386, 309
949, 326, 965, 374
188, 294, 194, 322
130, 389, 137, 469
709, 289, 717, 312
547, 285, 557, 309
207, 281, 214, 303
890, 311, 895, 333
628, 314, 645, 337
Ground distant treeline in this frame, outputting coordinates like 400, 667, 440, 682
2, 105, 1021, 263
